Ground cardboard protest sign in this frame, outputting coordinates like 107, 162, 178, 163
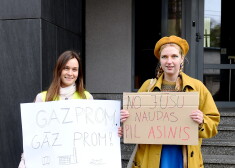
123, 92, 199, 145
20, 99, 121, 168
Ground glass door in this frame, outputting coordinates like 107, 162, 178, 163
203, 0, 235, 106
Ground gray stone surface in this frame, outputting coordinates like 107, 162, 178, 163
204, 155, 235, 165
86, 0, 132, 93
41, 0, 82, 34
202, 145, 235, 155
212, 126, 235, 139
0, 1, 83, 167
56, 27, 82, 54
92, 93, 123, 100
220, 116, 235, 125
0, 19, 41, 167
41, 19, 82, 90
0, 0, 40, 19
41, 20, 57, 90
204, 164, 235, 168
64, 0, 82, 34
41, 0, 65, 28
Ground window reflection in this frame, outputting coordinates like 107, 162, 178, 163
204, 0, 221, 48
168, 0, 182, 36
204, 69, 235, 101
134, 0, 183, 89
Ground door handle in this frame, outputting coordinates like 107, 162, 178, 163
196, 32, 202, 42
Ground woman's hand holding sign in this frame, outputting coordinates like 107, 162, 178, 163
190, 109, 204, 125
118, 109, 130, 137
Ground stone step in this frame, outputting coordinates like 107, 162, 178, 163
122, 161, 128, 168
203, 164, 235, 168
202, 139, 235, 155
121, 152, 235, 168
121, 151, 131, 168
219, 110, 235, 125
204, 155, 235, 168
212, 124, 235, 139
218, 108, 235, 113
121, 143, 135, 152
121, 151, 131, 161
121, 139, 235, 156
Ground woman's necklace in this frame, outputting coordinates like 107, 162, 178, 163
60, 84, 76, 100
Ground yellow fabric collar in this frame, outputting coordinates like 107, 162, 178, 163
154, 72, 196, 91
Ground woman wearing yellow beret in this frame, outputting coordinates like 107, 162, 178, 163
119, 35, 220, 168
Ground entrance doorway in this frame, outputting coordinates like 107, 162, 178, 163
134, 0, 162, 89
134, 0, 182, 89
203, 0, 235, 106
134, 0, 235, 106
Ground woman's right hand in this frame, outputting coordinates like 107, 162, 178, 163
118, 109, 130, 137
120, 109, 130, 123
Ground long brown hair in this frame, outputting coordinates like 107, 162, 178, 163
155, 43, 184, 91
45, 50, 86, 101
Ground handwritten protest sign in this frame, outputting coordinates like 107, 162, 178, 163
123, 92, 199, 145
20, 99, 121, 168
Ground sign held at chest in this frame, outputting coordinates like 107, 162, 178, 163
123, 92, 199, 145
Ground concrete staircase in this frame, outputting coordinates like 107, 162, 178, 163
121, 108, 235, 168
202, 108, 235, 168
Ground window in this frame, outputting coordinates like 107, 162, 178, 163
134, 0, 182, 89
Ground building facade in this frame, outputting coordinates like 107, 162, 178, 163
0, 0, 234, 167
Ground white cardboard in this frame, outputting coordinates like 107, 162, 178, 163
20, 99, 121, 168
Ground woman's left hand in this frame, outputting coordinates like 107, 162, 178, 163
190, 109, 204, 124
118, 127, 123, 137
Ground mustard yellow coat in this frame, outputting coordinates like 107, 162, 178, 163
132, 72, 220, 168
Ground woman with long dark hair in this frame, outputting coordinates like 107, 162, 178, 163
19, 50, 92, 167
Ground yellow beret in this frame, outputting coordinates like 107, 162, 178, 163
154, 35, 189, 59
